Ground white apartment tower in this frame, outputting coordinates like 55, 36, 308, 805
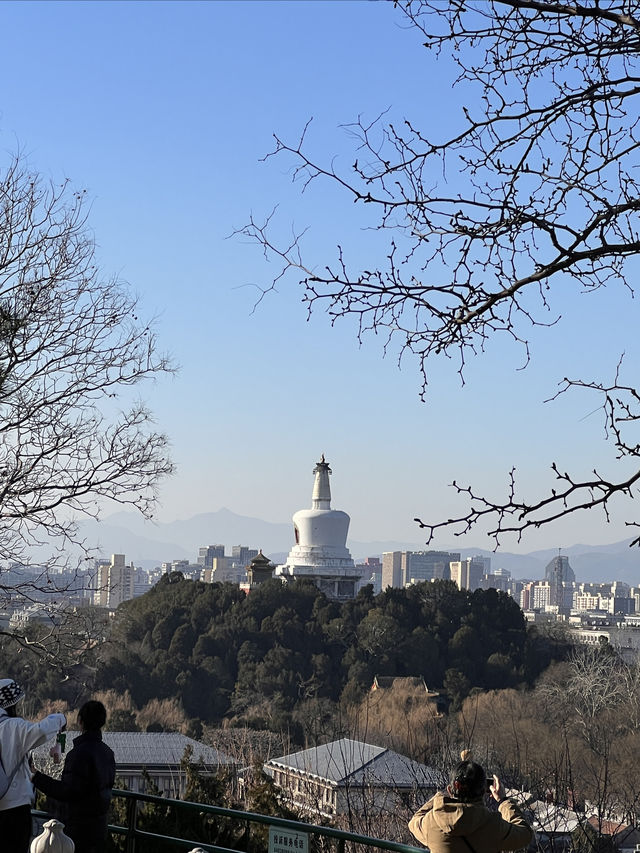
276, 456, 363, 600
93, 553, 134, 609
382, 551, 404, 590
450, 556, 486, 592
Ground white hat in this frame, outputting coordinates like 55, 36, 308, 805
0, 678, 25, 709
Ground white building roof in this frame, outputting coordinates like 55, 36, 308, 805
266, 737, 440, 789
34, 731, 236, 769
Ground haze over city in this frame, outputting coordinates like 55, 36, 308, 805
2, 0, 639, 555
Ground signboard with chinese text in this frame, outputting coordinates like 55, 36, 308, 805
269, 827, 309, 853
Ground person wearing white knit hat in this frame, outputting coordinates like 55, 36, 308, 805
0, 678, 66, 853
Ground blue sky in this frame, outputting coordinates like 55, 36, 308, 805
1, 0, 638, 553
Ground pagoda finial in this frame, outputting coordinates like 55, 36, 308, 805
312, 455, 332, 509
313, 455, 331, 475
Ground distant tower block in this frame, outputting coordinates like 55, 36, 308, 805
276, 456, 363, 600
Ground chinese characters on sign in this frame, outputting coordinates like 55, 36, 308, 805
269, 827, 309, 853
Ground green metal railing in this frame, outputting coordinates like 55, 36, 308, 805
100, 788, 425, 853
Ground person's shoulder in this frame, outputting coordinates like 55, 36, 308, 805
69, 733, 93, 752
4, 714, 31, 730
95, 736, 114, 756
0, 716, 20, 738
0, 714, 39, 742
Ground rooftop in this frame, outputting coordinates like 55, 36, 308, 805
266, 737, 440, 788
34, 731, 236, 768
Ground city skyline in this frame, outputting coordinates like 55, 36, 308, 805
2, 2, 639, 555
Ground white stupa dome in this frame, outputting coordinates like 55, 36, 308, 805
276, 456, 363, 599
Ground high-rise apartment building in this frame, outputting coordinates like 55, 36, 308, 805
93, 554, 134, 609
520, 581, 534, 611
450, 556, 486, 592
201, 556, 231, 583
533, 580, 552, 610
382, 552, 403, 590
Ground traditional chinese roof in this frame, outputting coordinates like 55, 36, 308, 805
371, 675, 440, 700
373, 675, 426, 690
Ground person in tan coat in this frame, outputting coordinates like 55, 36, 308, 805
409, 759, 533, 853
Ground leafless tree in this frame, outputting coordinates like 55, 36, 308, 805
538, 646, 629, 749
0, 154, 173, 620
239, 1, 640, 546
461, 654, 640, 833
347, 682, 448, 769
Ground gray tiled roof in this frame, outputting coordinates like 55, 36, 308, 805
34, 732, 236, 768
347, 748, 440, 788
266, 738, 440, 788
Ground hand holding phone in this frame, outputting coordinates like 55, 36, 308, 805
490, 774, 505, 802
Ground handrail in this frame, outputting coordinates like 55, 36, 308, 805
103, 787, 425, 853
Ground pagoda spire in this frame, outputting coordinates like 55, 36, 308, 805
312, 454, 332, 510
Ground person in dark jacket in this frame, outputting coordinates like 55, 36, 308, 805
409, 757, 533, 853
31, 700, 116, 853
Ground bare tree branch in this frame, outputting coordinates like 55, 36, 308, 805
240, 0, 640, 545
0, 154, 174, 610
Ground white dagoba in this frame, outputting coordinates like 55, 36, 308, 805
276, 456, 364, 600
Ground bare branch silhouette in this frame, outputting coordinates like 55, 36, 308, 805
240, 1, 640, 545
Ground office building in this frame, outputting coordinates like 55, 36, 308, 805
382, 550, 460, 589
197, 545, 225, 567
232, 545, 258, 565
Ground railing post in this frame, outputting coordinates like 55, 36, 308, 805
125, 793, 138, 853
337, 837, 345, 853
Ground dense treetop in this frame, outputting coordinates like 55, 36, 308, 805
93, 575, 561, 728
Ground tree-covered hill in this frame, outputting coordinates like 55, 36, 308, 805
94, 574, 563, 728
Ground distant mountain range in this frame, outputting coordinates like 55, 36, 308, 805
75, 509, 640, 584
